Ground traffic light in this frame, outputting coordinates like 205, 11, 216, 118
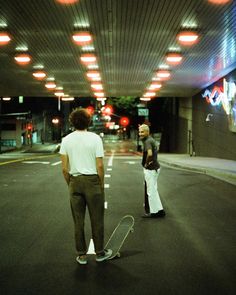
26, 123, 33, 141
27, 123, 33, 131
120, 117, 129, 127
86, 106, 95, 115
102, 105, 113, 116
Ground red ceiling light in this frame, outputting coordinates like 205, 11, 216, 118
32, 71, 46, 80
80, 53, 97, 64
143, 92, 156, 97
91, 82, 103, 90
0, 32, 11, 45
148, 83, 162, 90
56, 0, 79, 4
177, 31, 199, 46
86, 70, 101, 80
14, 53, 31, 65
89, 76, 101, 81
165, 52, 183, 65
208, 0, 231, 4
96, 97, 107, 101
140, 97, 151, 101
94, 92, 105, 97
72, 31, 92, 45
61, 96, 74, 101
54, 91, 65, 97
156, 70, 171, 80
45, 81, 57, 89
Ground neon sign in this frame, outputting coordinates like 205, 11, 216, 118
202, 86, 224, 106
202, 79, 236, 132
202, 84, 230, 114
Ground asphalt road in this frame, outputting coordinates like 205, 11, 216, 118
0, 141, 236, 295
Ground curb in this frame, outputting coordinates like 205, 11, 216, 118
159, 160, 236, 186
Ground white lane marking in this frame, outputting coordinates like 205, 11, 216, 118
87, 239, 96, 254
108, 150, 115, 167
51, 161, 61, 166
22, 161, 50, 165
107, 168, 112, 171
104, 184, 110, 188
124, 161, 137, 164
104, 201, 108, 209
105, 174, 111, 178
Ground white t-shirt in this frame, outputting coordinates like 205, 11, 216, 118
59, 131, 104, 176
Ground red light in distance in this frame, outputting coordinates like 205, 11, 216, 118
120, 117, 129, 127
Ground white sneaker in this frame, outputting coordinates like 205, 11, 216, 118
96, 249, 113, 262
76, 255, 88, 265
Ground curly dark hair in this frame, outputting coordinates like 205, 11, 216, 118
69, 108, 91, 130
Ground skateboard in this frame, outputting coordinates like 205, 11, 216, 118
105, 215, 135, 259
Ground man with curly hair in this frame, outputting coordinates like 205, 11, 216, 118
59, 108, 112, 264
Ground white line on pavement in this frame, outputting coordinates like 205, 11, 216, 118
124, 161, 137, 164
51, 161, 62, 166
108, 150, 115, 167
22, 161, 50, 164
104, 201, 108, 209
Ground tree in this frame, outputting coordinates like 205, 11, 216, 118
107, 96, 138, 116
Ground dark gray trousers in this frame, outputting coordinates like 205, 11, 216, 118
69, 175, 104, 255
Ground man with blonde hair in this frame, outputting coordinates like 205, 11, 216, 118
139, 124, 165, 218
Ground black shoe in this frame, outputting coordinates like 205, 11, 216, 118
142, 210, 166, 218
154, 210, 166, 217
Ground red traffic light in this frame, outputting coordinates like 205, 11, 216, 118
86, 106, 95, 115
27, 123, 33, 131
102, 105, 113, 116
120, 117, 129, 127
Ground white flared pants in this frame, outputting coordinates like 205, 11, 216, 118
143, 168, 163, 213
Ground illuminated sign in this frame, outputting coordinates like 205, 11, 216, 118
202, 79, 236, 132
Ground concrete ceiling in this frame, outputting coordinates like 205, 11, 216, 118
0, 0, 235, 98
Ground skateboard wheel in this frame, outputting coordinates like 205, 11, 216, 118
117, 252, 121, 258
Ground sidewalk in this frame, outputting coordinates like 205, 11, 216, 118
0, 143, 59, 154
159, 153, 236, 186
21, 143, 60, 153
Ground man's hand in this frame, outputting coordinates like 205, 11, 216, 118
61, 154, 70, 185
145, 161, 153, 168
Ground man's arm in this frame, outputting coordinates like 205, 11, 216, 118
60, 154, 70, 185
145, 148, 153, 168
96, 157, 104, 189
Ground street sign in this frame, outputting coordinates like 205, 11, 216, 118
138, 108, 149, 116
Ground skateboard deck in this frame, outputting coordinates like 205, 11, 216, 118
105, 215, 135, 259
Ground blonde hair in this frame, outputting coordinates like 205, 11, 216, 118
139, 124, 150, 132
